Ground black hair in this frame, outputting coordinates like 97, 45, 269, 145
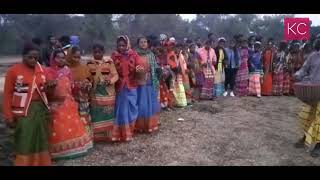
189, 43, 197, 48
208, 33, 214, 39
268, 38, 274, 42
70, 46, 81, 55
175, 43, 184, 48
279, 41, 288, 51
92, 43, 105, 52
31, 37, 42, 46
59, 35, 70, 44
137, 36, 147, 45
117, 37, 127, 44
22, 42, 40, 55
186, 39, 193, 44
47, 35, 54, 41
204, 40, 212, 45
52, 49, 65, 59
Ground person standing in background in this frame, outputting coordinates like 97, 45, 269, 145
224, 39, 240, 97
248, 42, 264, 98
42, 35, 57, 67
261, 39, 275, 96
197, 40, 217, 100
214, 37, 227, 97
272, 41, 288, 96
235, 39, 250, 96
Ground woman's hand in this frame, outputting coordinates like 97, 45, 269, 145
44, 80, 57, 92
136, 65, 144, 72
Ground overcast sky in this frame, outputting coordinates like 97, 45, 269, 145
180, 14, 320, 26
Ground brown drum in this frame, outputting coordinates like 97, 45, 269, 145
293, 82, 320, 106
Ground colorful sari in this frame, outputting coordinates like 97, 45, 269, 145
168, 50, 187, 107
248, 52, 263, 96
285, 53, 298, 95
197, 47, 216, 100
67, 53, 93, 140
87, 58, 119, 142
111, 35, 140, 142
14, 102, 51, 166
188, 51, 202, 101
136, 48, 160, 133
261, 49, 274, 96
235, 48, 249, 96
272, 51, 285, 96
214, 48, 226, 97
3, 62, 51, 166
45, 65, 92, 160
181, 52, 192, 104
157, 51, 174, 109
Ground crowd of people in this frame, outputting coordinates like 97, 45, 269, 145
2, 32, 320, 166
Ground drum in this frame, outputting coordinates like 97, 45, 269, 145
293, 82, 320, 106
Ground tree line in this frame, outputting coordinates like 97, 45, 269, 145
1, 14, 320, 55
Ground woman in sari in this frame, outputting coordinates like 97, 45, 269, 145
197, 40, 217, 100
272, 41, 287, 96
181, 44, 193, 105
294, 39, 320, 157
66, 46, 93, 140
135, 37, 161, 133
111, 35, 143, 141
3, 43, 51, 166
285, 43, 303, 95
154, 43, 174, 111
235, 39, 250, 96
214, 38, 227, 97
87, 44, 119, 142
46, 49, 92, 160
167, 43, 187, 107
261, 40, 275, 96
188, 43, 202, 101
248, 42, 263, 98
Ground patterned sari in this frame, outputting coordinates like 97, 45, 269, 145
45, 66, 92, 160
235, 48, 249, 96
87, 58, 119, 142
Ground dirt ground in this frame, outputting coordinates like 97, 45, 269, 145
1, 56, 320, 166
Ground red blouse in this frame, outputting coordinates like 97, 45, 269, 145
111, 49, 142, 91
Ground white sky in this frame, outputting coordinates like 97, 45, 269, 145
180, 14, 320, 26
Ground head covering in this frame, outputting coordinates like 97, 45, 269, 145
70, 36, 80, 46
160, 34, 168, 41
117, 35, 131, 51
169, 37, 176, 42
218, 37, 226, 43
254, 41, 262, 45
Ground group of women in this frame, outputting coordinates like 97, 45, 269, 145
2, 33, 320, 166
3, 35, 160, 166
